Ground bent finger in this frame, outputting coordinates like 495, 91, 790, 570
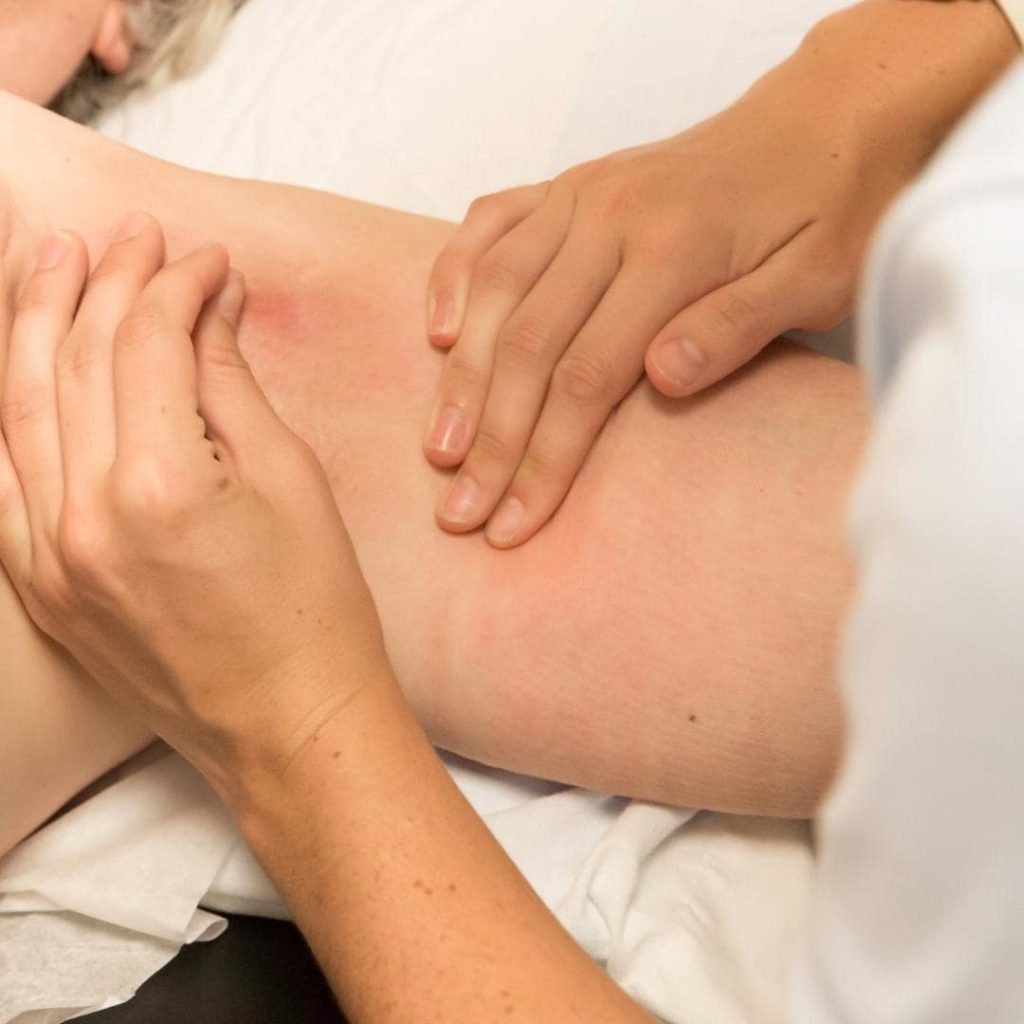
2, 230, 90, 547
645, 243, 832, 398
424, 189, 574, 469
194, 270, 293, 470
113, 243, 230, 462
58, 214, 165, 496
484, 265, 686, 547
427, 182, 549, 345
435, 231, 618, 532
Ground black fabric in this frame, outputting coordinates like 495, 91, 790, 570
79, 914, 347, 1023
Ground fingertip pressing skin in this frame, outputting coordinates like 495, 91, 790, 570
434, 471, 483, 533
423, 401, 472, 468
646, 337, 709, 397
216, 269, 247, 328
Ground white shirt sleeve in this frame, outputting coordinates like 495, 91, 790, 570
792, 63, 1024, 1023
997, 0, 1024, 44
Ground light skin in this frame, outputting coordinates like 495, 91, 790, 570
0, 1, 1014, 1019
0, 88, 862, 858
0, 0, 132, 105
0, 224, 655, 1021
425, 0, 1019, 548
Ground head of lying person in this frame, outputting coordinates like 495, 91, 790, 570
0, 0, 243, 121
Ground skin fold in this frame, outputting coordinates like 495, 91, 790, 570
0, 92, 867, 854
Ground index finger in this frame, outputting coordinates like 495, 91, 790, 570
113, 243, 230, 460
427, 183, 549, 345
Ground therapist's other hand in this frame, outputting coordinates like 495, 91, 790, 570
0, 217, 385, 785
426, 105, 864, 547
424, 2, 1013, 548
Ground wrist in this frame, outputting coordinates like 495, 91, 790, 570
789, 0, 1017, 160
209, 658, 405, 830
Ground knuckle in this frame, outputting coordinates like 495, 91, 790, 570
82, 257, 125, 287
551, 351, 615, 407
465, 191, 507, 221
113, 456, 189, 522
517, 441, 563, 486
498, 312, 555, 362
58, 504, 111, 580
59, 333, 106, 382
115, 305, 166, 351
564, 156, 610, 190
0, 386, 48, 431
155, 261, 206, 307
627, 219, 690, 263
14, 283, 51, 318
469, 423, 518, 467
442, 350, 484, 396
473, 247, 528, 296
200, 335, 250, 375
593, 174, 648, 221
30, 555, 73, 613
715, 287, 768, 341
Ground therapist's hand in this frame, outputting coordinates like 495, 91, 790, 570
0, 217, 387, 786
424, 0, 1018, 548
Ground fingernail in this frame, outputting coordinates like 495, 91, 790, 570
487, 497, 524, 546
650, 338, 708, 393
429, 294, 454, 340
36, 231, 71, 270
439, 474, 481, 525
113, 212, 150, 243
426, 406, 469, 459
217, 270, 246, 327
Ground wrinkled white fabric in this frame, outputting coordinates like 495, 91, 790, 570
795, 60, 1024, 1023
0, 754, 229, 1023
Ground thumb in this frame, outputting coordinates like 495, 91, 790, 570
645, 256, 800, 398
194, 271, 290, 459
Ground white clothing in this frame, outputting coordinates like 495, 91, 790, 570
998, 0, 1024, 44
795, 60, 1024, 1022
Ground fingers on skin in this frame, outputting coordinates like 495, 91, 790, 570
434, 231, 619, 535
423, 189, 575, 470
194, 269, 287, 465
2, 230, 90, 550
112, 240, 230, 464
426, 182, 549, 346
480, 267, 692, 547
57, 214, 165, 496
645, 238, 836, 398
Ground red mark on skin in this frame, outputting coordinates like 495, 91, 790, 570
239, 277, 424, 397
240, 282, 320, 360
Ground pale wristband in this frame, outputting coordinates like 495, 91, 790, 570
935, 0, 1024, 45
999, 0, 1024, 43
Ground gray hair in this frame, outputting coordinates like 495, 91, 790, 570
52, 0, 246, 123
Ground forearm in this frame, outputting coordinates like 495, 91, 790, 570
787, 0, 1019, 163
222, 669, 651, 1023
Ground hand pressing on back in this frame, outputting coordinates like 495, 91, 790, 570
0, 217, 388, 791
423, 0, 1017, 548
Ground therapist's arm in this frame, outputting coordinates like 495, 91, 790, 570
231, 670, 650, 1023
0, 222, 651, 1022
424, 0, 1018, 549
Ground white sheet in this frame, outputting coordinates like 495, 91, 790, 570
1, 1, 854, 1021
